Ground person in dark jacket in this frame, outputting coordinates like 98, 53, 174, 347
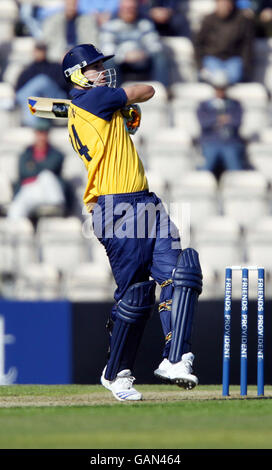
252, 0, 272, 37
141, 0, 191, 37
193, 0, 255, 84
15, 41, 69, 126
197, 71, 247, 178
7, 119, 66, 219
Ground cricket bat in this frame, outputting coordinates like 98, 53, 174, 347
27, 97, 141, 134
28, 96, 71, 119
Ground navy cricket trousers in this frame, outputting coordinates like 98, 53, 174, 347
92, 190, 182, 354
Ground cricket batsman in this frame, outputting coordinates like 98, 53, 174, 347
62, 44, 203, 401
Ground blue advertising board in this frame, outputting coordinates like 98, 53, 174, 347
0, 300, 271, 385
0, 301, 72, 384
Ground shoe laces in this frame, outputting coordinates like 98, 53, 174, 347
116, 374, 135, 390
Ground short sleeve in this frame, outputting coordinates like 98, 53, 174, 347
73, 87, 128, 121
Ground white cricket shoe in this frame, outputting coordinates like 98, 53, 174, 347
101, 368, 142, 401
154, 352, 198, 390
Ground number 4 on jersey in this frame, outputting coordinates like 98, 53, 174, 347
70, 124, 92, 162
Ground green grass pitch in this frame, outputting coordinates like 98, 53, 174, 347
0, 384, 272, 449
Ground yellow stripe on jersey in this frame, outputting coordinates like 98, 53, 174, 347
68, 88, 148, 208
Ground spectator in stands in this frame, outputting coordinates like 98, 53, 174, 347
193, 0, 255, 84
197, 71, 247, 179
140, 0, 191, 37
77, 0, 120, 26
251, 1, 272, 37
99, 0, 170, 88
15, 41, 69, 126
7, 119, 66, 219
41, 0, 99, 62
236, 1, 272, 36
15, 1, 62, 38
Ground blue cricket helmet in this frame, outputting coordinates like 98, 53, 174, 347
62, 44, 114, 82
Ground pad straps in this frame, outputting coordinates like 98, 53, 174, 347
104, 280, 156, 380
168, 248, 203, 363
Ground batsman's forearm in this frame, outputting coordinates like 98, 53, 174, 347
124, 85, 155, 104
28, 97, 71, 119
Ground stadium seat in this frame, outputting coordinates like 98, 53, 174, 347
258, 127, 272, 143
49, 127, 70, 148
145, 128, 193, 180
15, 263, 60, 300
170, 83, 214, 138
227, 83, 269, 139
122, 81, 169, 137
0, 217, 37, 274
0, 173, 13, 211
240, 109, 269, 140
146, 127, 191, 155
199, 264, 218, 299
0, 0, 17, 19
244, 216, 272, 270
0, 83, 15, 111
64, 262, 113, 301
144, 170, 168, 200
85, 235, 113, 271
0, 83, 18, 129
61, 153, 86, 182
184, 0, 216, 32
172, 109, 201, 139
37, 216, 88, 271
170, 82, 214, 102
71, 183, 87, 218
172, 171, 219, 231
194, 216, 243, 270
2, 62, 24, 88
247, 142, 272, 182
220, 170, 269, 229
8, 37, 35, 66
264, 63, 272, 95
0, 151, 19, 184
227, 82, 268, 108
163, 36, 198, 83
0, 0, 18, 41
148, 154, 194, 185
0, 127, 34, 154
